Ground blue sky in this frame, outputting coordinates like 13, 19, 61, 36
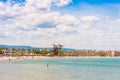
0, 0, 120, 50
53, 0, 120, 16
70, 0, 120, 4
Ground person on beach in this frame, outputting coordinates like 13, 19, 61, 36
47, 63, 49, 67
32, 55, 34, 59
17, 57, 19, 60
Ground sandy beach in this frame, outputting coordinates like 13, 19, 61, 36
0, 56, 52, 61
0, 56, 120, 61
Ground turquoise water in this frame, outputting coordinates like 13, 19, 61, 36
0, 58, 120, 80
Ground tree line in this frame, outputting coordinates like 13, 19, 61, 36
0, 44, 64, 56
0, 45, 120, 57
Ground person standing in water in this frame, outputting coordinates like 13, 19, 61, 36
47, 63, 49, 67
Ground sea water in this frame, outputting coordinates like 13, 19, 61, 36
0, 58, 120, 80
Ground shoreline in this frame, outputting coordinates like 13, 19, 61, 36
0, 56, 120, 61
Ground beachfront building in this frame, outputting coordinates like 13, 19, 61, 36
106, 50, 120, 57
111, 50, 115, 56
114, 50, 120, 56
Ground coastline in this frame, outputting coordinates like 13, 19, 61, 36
0, 56, 120, 61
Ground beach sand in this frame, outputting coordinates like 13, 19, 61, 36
0, 56, 120, 61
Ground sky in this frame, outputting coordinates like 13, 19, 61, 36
0, 0, 120, 50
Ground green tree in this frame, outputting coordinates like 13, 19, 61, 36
21, 48, 26, 56
28, 49, 32, 55
53, 44, 63, 56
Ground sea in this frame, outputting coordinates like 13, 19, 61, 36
0, 58, 120, 80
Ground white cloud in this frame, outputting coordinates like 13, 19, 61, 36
80, 16, 98, 24
0, 0, 120, 49
53, 0, 72, 7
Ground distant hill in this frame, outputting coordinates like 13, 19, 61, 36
0, 45, 41, 50
0, 44, 75, 50
61, 48, 75, 50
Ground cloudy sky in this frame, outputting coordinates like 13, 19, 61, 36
0, 0, 120, 50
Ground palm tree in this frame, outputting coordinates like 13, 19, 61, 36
21, 48, 26, 56
28, 49, 32, 55
17, 48, 21, 56
12, 48, 17, 56
41, 48, 50, 56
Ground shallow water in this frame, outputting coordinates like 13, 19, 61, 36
0, 58, 120, 80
